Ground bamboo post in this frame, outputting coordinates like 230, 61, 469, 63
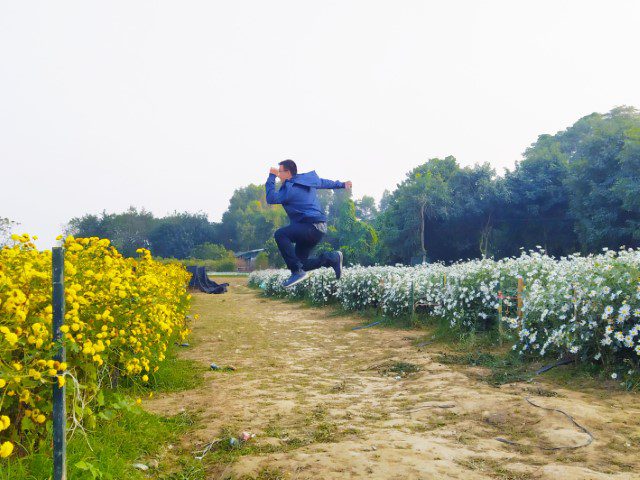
378, 278, 385, 316
497, 281, 504, 343
517, 277, 524, 321
572, 283, 578, 322
410, 281, 415, 321
52, 247, 67, 480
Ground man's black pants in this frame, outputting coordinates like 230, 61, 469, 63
274, 222, 330, 273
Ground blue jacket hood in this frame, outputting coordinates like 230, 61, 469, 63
289, 170, 322, 188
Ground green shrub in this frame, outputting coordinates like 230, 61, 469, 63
255, 252, 269, 270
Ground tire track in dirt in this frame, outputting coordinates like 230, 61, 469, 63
146, 278, 640, 480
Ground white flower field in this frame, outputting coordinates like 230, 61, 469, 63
249, 248, 640, 377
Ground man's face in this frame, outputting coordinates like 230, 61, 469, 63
278, 165, 293, 181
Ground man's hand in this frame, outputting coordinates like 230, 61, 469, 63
344, 181, 353, 189
269, 167, 279, 176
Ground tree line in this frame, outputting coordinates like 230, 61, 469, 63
64, 106, 640, 266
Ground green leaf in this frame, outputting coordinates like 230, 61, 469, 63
74, 460, 103, 479
21, 416, 35, 431
75, 461, 91, 471
98, 409, 116, 421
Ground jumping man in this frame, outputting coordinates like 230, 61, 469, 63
266, 159, 352, 288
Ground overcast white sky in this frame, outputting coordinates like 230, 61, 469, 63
1, 1, 639, 249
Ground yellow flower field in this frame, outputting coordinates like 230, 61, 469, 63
0, 234, 192, 457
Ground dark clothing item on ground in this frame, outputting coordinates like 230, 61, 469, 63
186, 266, 228, 294
274, 222, 331, 273
265, 171, 344, 223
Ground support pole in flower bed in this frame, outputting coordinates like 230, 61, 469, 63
517, 277, 524, 321
497, 281, 504, 344
377, 278, 385, 317
52, 247, 67, 480
410, 281, 415, 321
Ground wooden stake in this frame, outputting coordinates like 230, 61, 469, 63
517, 277, 524, 320
410, 281, 415, 321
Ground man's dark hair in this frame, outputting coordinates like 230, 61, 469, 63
279, 159, 297, 177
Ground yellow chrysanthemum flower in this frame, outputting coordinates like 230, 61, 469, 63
0, 441, 14, 458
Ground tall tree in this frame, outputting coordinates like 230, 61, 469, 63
563, 107, 640, 250
376, 157, 503, 264
354, 195, 379, 222
495, 135, 576, 257
67, 208, 219, 258
376, 157, 455, 263
147, 212, 217, 259
92, 207, 155, 257
612, 124, 640, 241
325, 189, 378, 266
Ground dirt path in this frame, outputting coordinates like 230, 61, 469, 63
147, 278, 640, 480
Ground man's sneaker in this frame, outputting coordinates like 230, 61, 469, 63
328, 251, 343, 279
282, 270, 308, 288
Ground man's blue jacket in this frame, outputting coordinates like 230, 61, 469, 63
265, 170, 345, 223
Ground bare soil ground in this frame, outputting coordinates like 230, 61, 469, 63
146, 277, 640, 480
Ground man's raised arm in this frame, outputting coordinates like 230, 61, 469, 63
265, 172, 288, 204
318, 177, 351, 189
